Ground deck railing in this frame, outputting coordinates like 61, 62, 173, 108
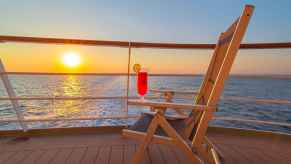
0, 35, 291, 132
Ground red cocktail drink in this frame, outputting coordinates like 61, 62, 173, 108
137, 70, 148, 98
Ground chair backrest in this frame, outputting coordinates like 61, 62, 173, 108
186, 5, 254, 145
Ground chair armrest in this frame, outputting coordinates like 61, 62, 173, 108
128, 100, 214, 111
149, 89, 199, 116
150, 89, 198, 95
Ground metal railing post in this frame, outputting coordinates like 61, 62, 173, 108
0, 59, 28, 131
125, 42, 132, 116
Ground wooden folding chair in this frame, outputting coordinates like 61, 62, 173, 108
123, 5, 254, 164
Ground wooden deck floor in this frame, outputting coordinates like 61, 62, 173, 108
0, 128, 290, 164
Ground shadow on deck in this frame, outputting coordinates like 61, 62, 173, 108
0, 127, 290, 164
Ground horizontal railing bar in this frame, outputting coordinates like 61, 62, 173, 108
0, 95, 290, 104
0, 96, 159, 101
1, 35, 291, 49
214, 117, 291, 128
222, 96, 291, 104
0, 114, 140, 123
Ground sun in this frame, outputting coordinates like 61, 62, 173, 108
62, 52, 81, 68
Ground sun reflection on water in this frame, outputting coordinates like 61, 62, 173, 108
54, 76, 83, 117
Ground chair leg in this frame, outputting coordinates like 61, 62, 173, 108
146, 147, 150, 160
204, 137, 224, 162
194, 137, 225, 164
195, 144, 210, 163
131, 116, 159, 164
156, 114, 202, 164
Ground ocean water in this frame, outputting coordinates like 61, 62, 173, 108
0, 75, 290, 134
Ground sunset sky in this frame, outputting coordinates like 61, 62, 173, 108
0, 0, 291, 75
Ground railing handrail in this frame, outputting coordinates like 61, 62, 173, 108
1, 35, 291, 49
0, 115, 140, 123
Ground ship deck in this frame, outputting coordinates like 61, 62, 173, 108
0, 126, 290, 164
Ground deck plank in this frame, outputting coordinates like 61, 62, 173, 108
22, 150, 45, 164
35, 149, 59, 164
109, 145, 123, 164
0, 151, 16, 164
247, 147, 277, 164
141, 144, 151, 164
225, 145, 254, 164
215, 144, 237, 164
158, 145, 180, 164
148, 144, 165, 164
80, 146, 99, 164
172, 148, 193, 164
275, 150, 291, 162
4, 150, 32, 164
66, 147, 87, 164
257, 148, 291, 164
95, 146, 111, 164
124, 145, 135, 164
50, 148, 73, 164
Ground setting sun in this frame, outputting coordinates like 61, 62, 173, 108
62, 52, 81, 68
